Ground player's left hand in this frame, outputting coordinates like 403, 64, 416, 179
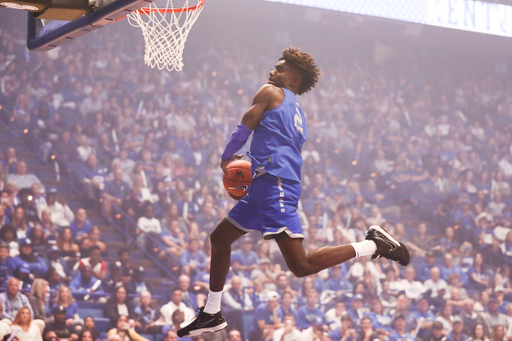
220, 154, 243, 176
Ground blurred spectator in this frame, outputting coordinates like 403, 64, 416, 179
0, 244, 15, 286
82, 316, 100, 340
175, 274, 196, 310
159, 219, 187, 258
137, 203, 161, 248
77, 245, 107, 280
414, 296, 436, 339
16, 189, 39, 223
180, 238, 206, 277
13, 239, 47, 277
6, 161, 44, 191
126, 266, 153, 296
41, 188, 74, 227
159, 289, 194, 327
272, 314, 304, 341
424, 267, 448, 299
0, 277, 33, 320
354, 316, 378, 341
43, 305, 79, 340
436, 304, 454, 334
80, 226, 106, 255
446, 316, 469, 341
134, 291, 161, 334
346, 294, 364, 330
329, 314, 356, 341
52, 286, 80, 326
43, 330, 58, 341
102, 168, 130, 218
28, 279, 51, 324
367, 299, 391, 332
0, 224, 18, 257
46, 247, 69, 281
107, 315, 150, 341
491, 325, 505, 341
12, 207, 30, 240
29, 224, 48, 257
2, 148, 18, 174
458, 299, 488, 337
78, 330, 96, 341
10, 306, 43, 341
481, 297, 507, 333
69, 265, 104, 297
421, 321, 447, 341
325, 297, 346, 331
104, 286, 139, 328
249, 291, 282, 341
163, 329, 178, 341
56, 228, 78, 260
69, 209, 93, 244
469, 323, 489, 341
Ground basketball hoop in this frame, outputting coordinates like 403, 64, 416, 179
127, 0, 204, 72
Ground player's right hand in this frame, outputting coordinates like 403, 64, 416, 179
220, 154, 243, 176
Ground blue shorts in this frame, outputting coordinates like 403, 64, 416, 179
226, 173, 304, 240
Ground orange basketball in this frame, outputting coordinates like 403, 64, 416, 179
223, 160, 252, 200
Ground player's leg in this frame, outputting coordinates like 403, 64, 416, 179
209, 218, 245, 291
178, 194, 262, 338
276, 225, 410, 277
259, 175, 409, 277
275, 234, 356, 277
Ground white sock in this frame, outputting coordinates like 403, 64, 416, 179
350, 240, 377, 258
204, 290, 223, 314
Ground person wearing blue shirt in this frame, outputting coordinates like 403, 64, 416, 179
439, 253, 468, 285
102, 167, 131, 217
417, 252, 438, 282
413, 297, 436, 339
276, 291, 298, 322
0, 244, 15, 286
367, 299, 392, 332
12, 238, 48, 277
180, 238, 207, 277
446, 317, 469, 341
296, 289, 325, 331
68, 208, 93, 244
389, 315, 414, 341
231, 236, 259, 277
329, 314, 356, 341
346, 294, 365, 331
249, 291, 281, 341
325, 265, 353, 296
69, 265, 104, 298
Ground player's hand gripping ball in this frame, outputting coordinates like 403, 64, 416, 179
223, 160, 252, 200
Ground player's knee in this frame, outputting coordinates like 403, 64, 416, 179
288, 263, 311, 278
210, 229, 226, 250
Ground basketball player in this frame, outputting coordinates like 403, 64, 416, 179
178, 47, 410, 337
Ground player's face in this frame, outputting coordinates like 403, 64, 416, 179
268, 60, 296, 89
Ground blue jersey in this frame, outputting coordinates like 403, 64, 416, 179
248, 88, 307, 183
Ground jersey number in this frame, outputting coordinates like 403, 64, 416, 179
294, 108, 304, 135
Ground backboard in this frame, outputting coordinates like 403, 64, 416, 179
27, 0, 157, 51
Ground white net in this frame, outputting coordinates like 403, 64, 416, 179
127, 0, 204, 72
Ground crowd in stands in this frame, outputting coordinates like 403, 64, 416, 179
2, 10, 512, 341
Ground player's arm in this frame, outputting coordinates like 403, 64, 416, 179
241, 84, 282, 129
220, 85, 283, 174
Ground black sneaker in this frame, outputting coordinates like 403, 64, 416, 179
365, 225, 410, 266
177, 307, 228, 337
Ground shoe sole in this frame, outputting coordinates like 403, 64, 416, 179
183, 322, 228, 337
369, 225, 400, 246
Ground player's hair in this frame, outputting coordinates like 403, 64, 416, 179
280, 47, 321, 95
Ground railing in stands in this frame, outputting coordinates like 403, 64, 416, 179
0, 109, 178, 282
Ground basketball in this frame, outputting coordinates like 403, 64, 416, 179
223, 160, 252, 200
